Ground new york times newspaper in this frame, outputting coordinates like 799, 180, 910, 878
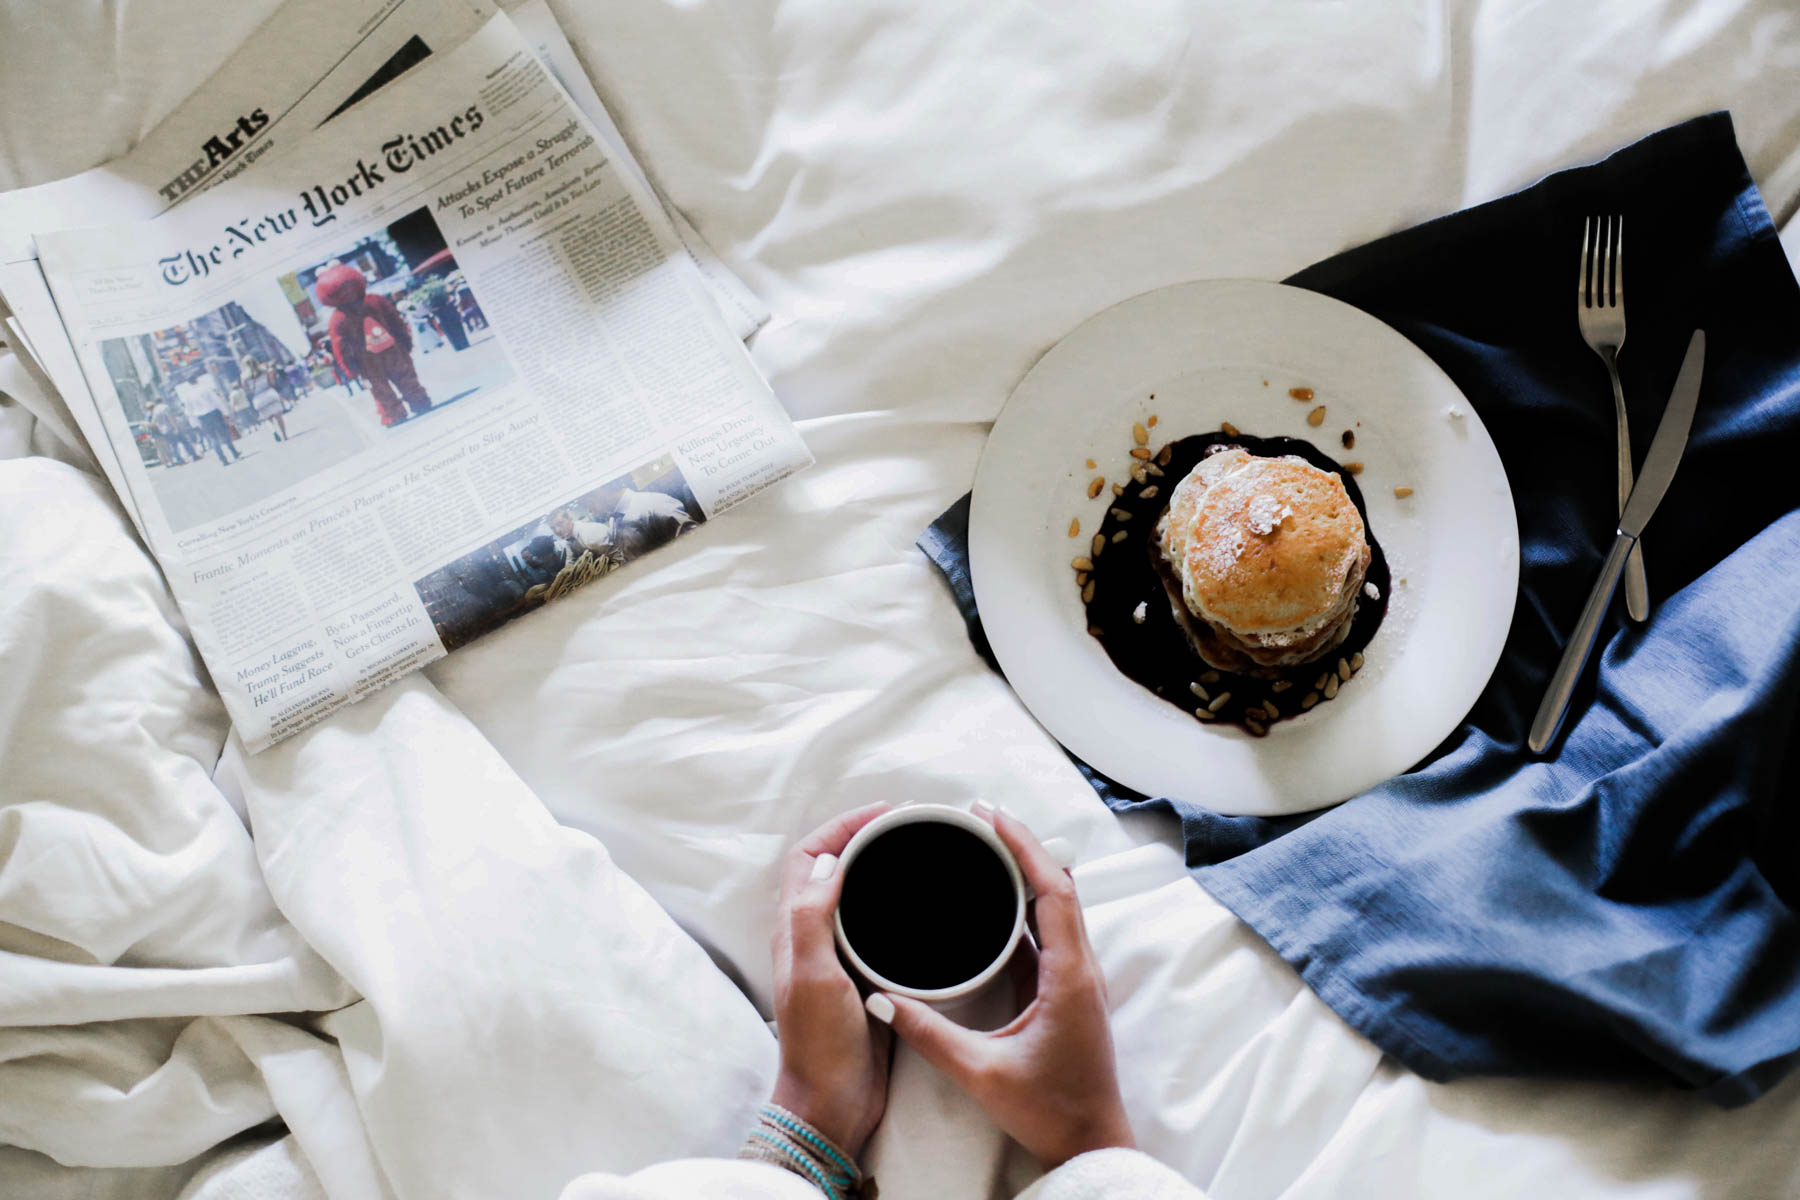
35, 15, 811, 751
0, 0, 767, 494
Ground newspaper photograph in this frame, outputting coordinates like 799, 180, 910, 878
414, 452, 700, 651
101, 204, 513, 531
34, 14, 811, 751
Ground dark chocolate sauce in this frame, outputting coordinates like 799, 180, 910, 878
1084, 432, 1390, 735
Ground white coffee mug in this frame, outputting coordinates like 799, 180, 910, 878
832, 803, 1028, 1005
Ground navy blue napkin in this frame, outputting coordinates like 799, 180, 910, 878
920, 113, 1800, 1105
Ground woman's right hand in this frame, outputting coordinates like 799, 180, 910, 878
867, 806, 1135, 1169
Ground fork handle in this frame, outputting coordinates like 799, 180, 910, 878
1604, 358, 1651, 622
1530, 531, 1635, 754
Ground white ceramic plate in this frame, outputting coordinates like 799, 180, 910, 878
970, 280, 1517, 816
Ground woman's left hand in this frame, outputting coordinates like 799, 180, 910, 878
768, 803, 893, 1157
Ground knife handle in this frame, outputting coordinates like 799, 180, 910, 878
1528, 531, 1636, 754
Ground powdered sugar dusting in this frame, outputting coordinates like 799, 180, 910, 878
1196, 528, 1247, 576
1245, 492, 1290, 537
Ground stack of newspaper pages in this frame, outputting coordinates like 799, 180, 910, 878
0, 0, 812, 751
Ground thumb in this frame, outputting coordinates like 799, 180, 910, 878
867, 993, 985, 1085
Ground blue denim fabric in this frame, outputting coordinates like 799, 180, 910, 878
919, 113, 1800, 1104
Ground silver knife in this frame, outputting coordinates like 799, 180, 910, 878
1528, 329, 1706, 754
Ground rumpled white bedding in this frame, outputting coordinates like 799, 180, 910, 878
4, 2, 1800, 1198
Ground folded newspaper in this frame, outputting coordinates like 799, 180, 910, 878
15, 11, 811, 751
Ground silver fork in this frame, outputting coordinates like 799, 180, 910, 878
1578, 215, 1649, 622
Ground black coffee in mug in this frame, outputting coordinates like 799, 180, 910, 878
836, 820, 1018, 991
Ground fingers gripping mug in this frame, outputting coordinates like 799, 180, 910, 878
832, 804, 1028, 1004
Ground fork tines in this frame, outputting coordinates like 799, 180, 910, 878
1580, 214, 1623, 309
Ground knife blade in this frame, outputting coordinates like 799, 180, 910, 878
1528, 329, 1705, 754
1620, 329, 1706, 537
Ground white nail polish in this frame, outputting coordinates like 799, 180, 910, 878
810, 853, 838, 883
997, 803, 1019, 822
971, 800, 995, 820
865, 993, 895, 1024
1042, 837, 1076, 870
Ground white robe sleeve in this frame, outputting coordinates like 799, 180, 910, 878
560, 1149, 1203, 1200
1015, 1148, 1207, 1200
559, 1158, 825, 1200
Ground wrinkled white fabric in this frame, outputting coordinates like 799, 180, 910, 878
0, 459, 351, 1177
1080, 842, 1800, 1200
216, 675, 780, 1198
3, 1, 1800, 1199
0, 1144, 205, 1200
175, 1134, 328, 1200
213, 1014, 385, 1200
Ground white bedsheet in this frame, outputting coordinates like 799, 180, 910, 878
4, 1, 1800, 1198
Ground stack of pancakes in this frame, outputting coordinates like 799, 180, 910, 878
1153, 447, 1370, 673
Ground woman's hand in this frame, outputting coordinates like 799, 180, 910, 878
768, 803, 893, 1158
868, 806, 1134, 1169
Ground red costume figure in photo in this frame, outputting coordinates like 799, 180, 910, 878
316, 263, 433, 426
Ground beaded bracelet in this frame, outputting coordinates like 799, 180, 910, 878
737, 1102, 876, 1199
